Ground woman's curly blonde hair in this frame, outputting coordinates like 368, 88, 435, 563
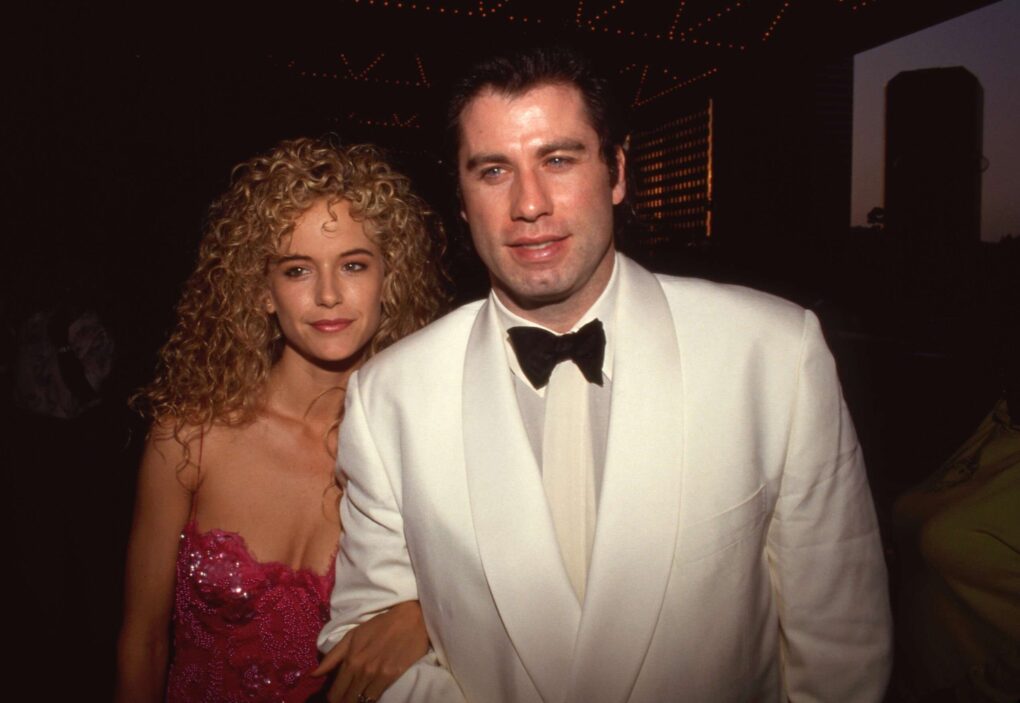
135, 137, 447, 436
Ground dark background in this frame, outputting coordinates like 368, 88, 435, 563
5, 1, 1016, 697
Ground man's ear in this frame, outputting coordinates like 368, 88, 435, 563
612, 145, 627, 205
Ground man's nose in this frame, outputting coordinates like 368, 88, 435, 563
510, 170, 552, 221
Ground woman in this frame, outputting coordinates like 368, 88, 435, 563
116, 137, 446, 703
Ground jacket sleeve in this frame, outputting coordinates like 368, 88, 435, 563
317, 371, 466, 702
765, 310, 893, 702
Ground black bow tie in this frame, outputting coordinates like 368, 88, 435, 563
507, 319, 606, 389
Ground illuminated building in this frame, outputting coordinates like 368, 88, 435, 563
629, 103, 713, 259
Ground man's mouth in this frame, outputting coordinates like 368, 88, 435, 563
515, 240, 558, 250
510, 234, 568, 249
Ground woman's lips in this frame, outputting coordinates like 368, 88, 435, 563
310, 318, 353, 332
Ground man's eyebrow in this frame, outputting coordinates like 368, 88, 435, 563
536, 139, 587, 158
464, 140, 588, 171
464, 152, 508, 172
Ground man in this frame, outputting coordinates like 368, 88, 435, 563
319, 46, 892, 702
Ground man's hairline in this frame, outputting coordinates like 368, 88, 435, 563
453, 79, 605, 167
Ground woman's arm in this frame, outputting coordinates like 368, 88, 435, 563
313, 600, 430, 703
114, 427, 196, 703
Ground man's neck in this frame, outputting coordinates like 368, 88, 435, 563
494, 253, 617, 333
494, 295, 588, 333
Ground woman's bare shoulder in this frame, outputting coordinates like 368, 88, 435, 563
141, 416, 218, 493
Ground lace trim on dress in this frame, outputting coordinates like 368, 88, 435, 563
165, 518, 337, 702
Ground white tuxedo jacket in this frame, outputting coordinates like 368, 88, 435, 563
319, 256, 892, 702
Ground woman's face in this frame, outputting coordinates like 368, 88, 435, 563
266, 198, 384, 367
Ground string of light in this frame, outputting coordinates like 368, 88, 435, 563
348, 0, 539, 23
678, 1, 744, 44
762, 1, 791, 42
575, 0, 747, 50
282, 53, 431, 88
332, 112, 422, 129
627, 65, 719, 107
667, 1, 688, 41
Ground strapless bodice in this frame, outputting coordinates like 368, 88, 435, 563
166, 521, 335, 702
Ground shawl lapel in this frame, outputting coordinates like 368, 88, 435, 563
568, 257, 685, 702
463, 298, 581, 703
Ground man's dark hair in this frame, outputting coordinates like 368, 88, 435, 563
445, 45, 625, 186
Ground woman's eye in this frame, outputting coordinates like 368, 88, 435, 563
282, 266, 308, 278
342, 261, 368, 273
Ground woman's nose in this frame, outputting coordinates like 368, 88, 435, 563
316, 275, 342, 307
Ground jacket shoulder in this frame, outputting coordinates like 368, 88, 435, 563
655, 274, 809, 339
357, 299, 483, 381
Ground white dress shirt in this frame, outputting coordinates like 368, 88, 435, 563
491, 254, 620, 497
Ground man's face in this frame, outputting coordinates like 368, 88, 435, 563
457, 83, 625, 330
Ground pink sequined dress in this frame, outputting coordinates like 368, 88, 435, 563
165, 520, 336, 702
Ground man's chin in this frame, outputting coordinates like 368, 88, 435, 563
497, 281, 572, 312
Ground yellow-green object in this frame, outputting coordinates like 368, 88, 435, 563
893, 399, 1020, 702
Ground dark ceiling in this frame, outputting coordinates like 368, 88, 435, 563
107, 0, 998, 143
18, 1, 998, 170
8, 0, 999, 309
6, 0, 1010, 400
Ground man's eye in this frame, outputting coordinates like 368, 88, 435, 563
480, 166, 505, 180
546, 156, 573, 168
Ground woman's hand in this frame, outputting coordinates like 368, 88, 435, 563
313, 600, 429, 703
